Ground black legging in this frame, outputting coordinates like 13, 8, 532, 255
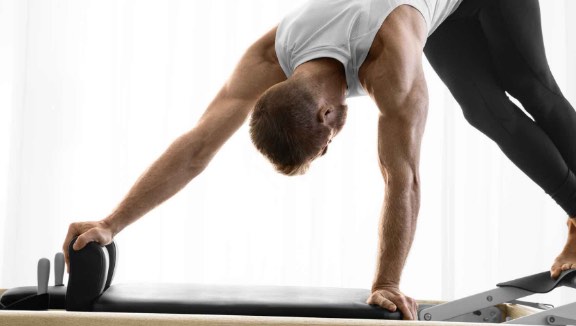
424, 0, 576, 217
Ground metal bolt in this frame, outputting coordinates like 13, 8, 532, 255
486, 295, 493, 302
549, 316, 556, 324
490, 311, 496, 317
424, 313, 432, 321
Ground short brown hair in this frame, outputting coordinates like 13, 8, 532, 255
249, 81, 330, 175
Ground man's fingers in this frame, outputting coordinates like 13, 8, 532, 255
367, 293, 396, 312
367, 289, 418, 320
377, 293, 397, 312
63, 252, 69, 274
412, 299, 419, 319
63, 249, 70, 274
63, 224, 76, 254
400, 297, 419, 320
396, 297, 414, 320
73, 232, 95, 251
63, 223, 80, 274
371, 293, 413, 320
73, 228, 112, 251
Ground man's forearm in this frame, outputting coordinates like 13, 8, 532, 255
103, 131, 209, 235
371, 177, 420, 290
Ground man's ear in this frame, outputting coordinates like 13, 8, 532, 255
317, 106, 332, 124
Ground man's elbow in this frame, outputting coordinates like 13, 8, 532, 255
380, 165, 421, 190
188, 143, 213, 174
170, 131, 212, 174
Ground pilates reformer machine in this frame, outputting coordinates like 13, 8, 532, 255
1, 238, 576, 325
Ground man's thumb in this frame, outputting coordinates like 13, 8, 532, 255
73, 235, 88, 251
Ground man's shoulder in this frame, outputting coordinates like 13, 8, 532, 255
369, 5, 427, 60
246, 26, 280, 67
359, 5, 427, 91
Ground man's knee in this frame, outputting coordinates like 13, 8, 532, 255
455, 89, 516, 139
511, 80, 565, 121
460, 103, 497, 135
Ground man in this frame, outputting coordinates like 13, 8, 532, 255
63, 0, 576, 321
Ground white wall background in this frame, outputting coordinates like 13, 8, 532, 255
0, 0, 575, 307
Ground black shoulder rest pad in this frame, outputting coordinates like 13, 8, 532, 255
497, 269, 576, 293
66, 237, 117, 311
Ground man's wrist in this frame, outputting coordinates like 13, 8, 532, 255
371, 280, 400, 292
102, 215, 123, 236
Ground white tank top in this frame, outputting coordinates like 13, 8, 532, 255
275, 0, 463, 97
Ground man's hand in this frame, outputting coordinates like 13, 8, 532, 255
62, 220, 115, 273
366, 286, 418, 320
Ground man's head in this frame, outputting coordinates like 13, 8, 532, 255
249, 77, 347, 175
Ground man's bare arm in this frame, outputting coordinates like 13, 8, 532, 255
63, 28, 286, 269
361, 6, 428, 320
372, 79, 428, 287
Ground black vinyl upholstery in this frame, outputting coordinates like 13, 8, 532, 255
0, 286, 65, 309
66, 239, 402, 319
93, 282, 400, 319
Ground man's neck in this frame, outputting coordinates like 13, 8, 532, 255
293, 58, 347, 105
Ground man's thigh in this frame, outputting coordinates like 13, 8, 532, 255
424, 18, 499, 104
475, 0, 560, 97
